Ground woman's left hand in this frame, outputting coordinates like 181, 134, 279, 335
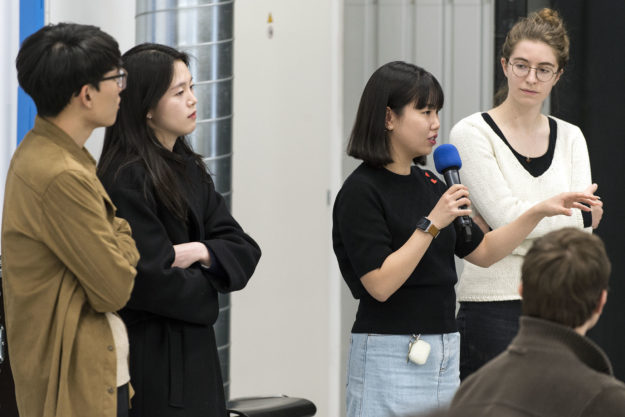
536, 191, 600, 218
172, 242, 211, 269
466, 190, 599, 269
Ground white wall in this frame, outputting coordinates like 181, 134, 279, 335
343, 0, 494, 165
229, 2, 343, 416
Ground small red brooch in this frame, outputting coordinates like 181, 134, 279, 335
424, 172, 437, 184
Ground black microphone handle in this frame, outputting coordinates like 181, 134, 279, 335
442, 169, 472, 242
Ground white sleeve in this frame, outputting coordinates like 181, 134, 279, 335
567, 123, 594, 231
568, 124, 588, 233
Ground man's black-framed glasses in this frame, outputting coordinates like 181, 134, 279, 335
508, 61, 558, 82
100, 68, 128, 90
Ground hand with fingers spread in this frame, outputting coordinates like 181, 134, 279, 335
465, 189, 600, 270
428, 184, 473, 229
533, 191, 600, 218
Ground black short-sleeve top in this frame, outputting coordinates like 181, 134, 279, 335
332, 163, 484, 335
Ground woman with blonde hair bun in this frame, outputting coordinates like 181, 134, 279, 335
449, 8, 603, 380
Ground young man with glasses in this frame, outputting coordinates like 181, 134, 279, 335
2, 23, 138, 417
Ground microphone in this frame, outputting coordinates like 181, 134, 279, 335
433, 144, 472, 242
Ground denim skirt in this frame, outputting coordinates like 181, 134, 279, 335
346, 332, 460, 417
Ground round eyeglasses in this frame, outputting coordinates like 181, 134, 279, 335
508, 61, 558, 82
100, 68, 128, 90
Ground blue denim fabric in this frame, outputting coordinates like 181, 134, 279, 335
456, 301, 522, 380
346, 333, 460, 417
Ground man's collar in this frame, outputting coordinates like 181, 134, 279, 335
512, 316, 613, 376
32, 116, 96, 166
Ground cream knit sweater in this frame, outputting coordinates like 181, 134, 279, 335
450, 112, 592, 301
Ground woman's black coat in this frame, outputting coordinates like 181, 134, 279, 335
100, 151, 261, 417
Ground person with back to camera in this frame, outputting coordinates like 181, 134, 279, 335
449, 8, 603, 380
450, 228, 625, 416
332, 60, 600, 416
97, 43, 261, 417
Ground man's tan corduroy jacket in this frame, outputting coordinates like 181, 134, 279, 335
2, 116, 139, 417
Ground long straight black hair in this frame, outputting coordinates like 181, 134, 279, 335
98, 43, 209, 221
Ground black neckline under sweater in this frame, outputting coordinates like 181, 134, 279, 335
481, 112, 556, 177
481, 113, 591, 228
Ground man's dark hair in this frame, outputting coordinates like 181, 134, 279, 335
15, 23, 121, 117
347, 61, 444, 167
522, 228, 611, 327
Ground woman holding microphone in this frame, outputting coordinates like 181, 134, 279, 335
333, 60, 598, 416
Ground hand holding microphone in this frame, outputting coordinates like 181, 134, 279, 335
426, 184, 473, 231
433, 144, 473, 242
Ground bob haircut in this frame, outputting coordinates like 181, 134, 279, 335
98, 43, 208, 221
521, 228, 611, 328
16, 23, 121, 117
347, 61, 444, 167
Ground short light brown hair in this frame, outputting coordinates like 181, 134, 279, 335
521, 228, 611, 327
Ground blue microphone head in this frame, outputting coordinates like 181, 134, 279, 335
433, 143, 462, 174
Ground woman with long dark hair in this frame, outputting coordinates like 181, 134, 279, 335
332, 60, 599, 416
98, 43, 261, 417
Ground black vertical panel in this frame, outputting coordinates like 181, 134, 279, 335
549, 0, 586, 122
494, 0, 528, 94
552, 0, 625, 380
0, 262, 19, 417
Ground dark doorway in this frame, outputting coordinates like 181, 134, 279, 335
551, 0, 625, 380
0, 262, 19, 416
494, 0, 528, 99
